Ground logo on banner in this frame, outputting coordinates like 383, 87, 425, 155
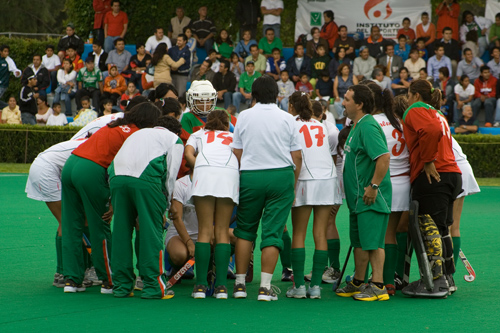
310, 12, 321, 26
364, 0, 392, 20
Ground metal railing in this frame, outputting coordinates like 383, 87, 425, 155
0, 32, 64, 39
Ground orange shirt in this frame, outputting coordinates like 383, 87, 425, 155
104, 11, 128, 37
397, 28, 416, 42
73, 123, 139, 168
416, 23, 436, 46
436, 3, 460, 40
67, 54, 84, 72
320, 21, 338, 49
104, 74, 127, 95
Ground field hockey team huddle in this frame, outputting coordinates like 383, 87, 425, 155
26, 74, 479, 301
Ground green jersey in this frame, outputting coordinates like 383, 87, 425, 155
77, 67, 102, 89
344, 114, 391, 214
238, 71, 262, 93
258, 37, 283, 55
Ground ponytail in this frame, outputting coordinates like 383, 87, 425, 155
362, 81, 401, 132
289, 91, 312, 121
204, 110, 229, 131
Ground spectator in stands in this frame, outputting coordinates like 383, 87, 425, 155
57, 23, 85, 62
489, 13, 500, 53
295, 72, 313, 96
151, 43, 185, 87
435, 66, 454, 120
397, 17, 416, 45
245, 44, 266, 74
378, 44, 403, 80
230, 52, 244, 82
213, 59, 237, 109
328, 47, 352, 80
53, 59, 77, 116
487, 47, 500, 79
459, 10, 491, 57
65, 46, 84, 72
103, 0, 128, 53
232, 60, 261, 112
315, 70, 333, 101
333, 25, 355, 60
333, 63, 357, 119
320, 10, 338, 51
391, 67, 412, 96
472, 65, 497, 127
419, 67, 432, 81
145, 27, 172, 55
416, 37, 429, 61
127, 42, 152, 90
36, 95, 53, 126
169, 34, 191, 95
69, 96, 98, 127
19, 75, 38, 125
436, 0, 460, 40
22, 55, 50, 97
462, 30, 479, 58
455, 104, 478, 134
306, 27, 330, 59
206, 49, 220, 73
75, 57, 103, 111
234, 30, 258, 63
371, 66, 392, 91
0, 46, 22, 107
277, 69, 294, 111
416, 12, 436, 47
42, 45, 61, 93
265, 48, 286, 80
102, 64, 126, 106
427, 43, 452, 81
286, 44, 311, 85
184, 27, 198, 65
394, 35, 410, 61
259, 28, 283, 58
236, 0, 261, 40
169, 7, 191, 41
93, 0, 112, 45
261, 0, 284, 38
191, 59, 215, 83
120, 82, 140, 110
432, 27, 460, 77
457, 48, 483, 82
311, 45, 330, 83
1, 96, 21, 124
362, 25, 394, 60
404, 48, 426, 80
88, 40, 108, 73
453, 74, 474, 124
105, 38, 132, 74
214, 29, 234, 59
192, 5, 217, 54
353, 45, 376, 81
46, 102, 68, 126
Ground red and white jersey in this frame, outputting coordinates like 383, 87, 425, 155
373, 113, 410, 177
71, 112, 125, 140
186, 129, 239, 170
36, 139, 87, 175
295, 116, 336, 180
324, 120, 339, 156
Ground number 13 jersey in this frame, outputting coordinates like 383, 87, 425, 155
186, 129, 239, 170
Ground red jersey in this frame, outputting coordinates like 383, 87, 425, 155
402, 101, 460, 183
73, 123, 139, 168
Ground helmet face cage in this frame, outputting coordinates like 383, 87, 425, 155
187, 81, 217, 117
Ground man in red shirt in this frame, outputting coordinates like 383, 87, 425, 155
104, 0, 128, 53
93, 0, 111, 45
471, 65, 497, 127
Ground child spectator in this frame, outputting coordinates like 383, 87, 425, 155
454, 75, 475, 124
46, 103, 68, 126
42, 45, 61, 92
20, 75, 39, 125
102, 99, 114, 116
416, 12, 436, 47
277, 70, 295, 111
226, 104, 236, 116
265, 48, 286, 81
315, 71, 333, 101
36, 95, 53, 126
65, 46, 84, 72
70, 96, 98, 127
206, 49, 220, 73
120, 82, 140, 110
416, 38, 429, 61
395, 35, 410, 61
230, 52, 244, 82
397, 17, 416, 44
404, 48, 426, 80
102, 64, 126, 106
214, 29, 234, 59
53, 59, 77, 116
1, 96, 21, 124
455, 104, 478, 134
184, 27, 198, 65
295, 72, 313, 96
311, 45, 331, 83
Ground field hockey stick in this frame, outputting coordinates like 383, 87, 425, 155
459, 249, 476, 282
82, 233, 92, 255
246, 242, 256, 283
333, 246, 352, 291
166, 257, 195, 289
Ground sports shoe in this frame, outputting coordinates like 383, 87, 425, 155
304, 271, 312, 282
386, 284, 396, 296
485, 122, 493, 127
494, 122, 500, 127
322, 267, 341, 284
353, 283, 390, 301
64, 279, 86, 293
447, 275, 457, 294
83, 277, 93, 288
134, 276, 144, 291
214, 285, 228, 299
286, 285, 307, 299
85, 267, 102, 286
401, 275, 449, 298
257, 286, 280, 301
233, 283, 247, 299
192, 284, 207, 299
101, 281, 113, 294
53, 273, 65, 288
307, 285, 321, 299
335, 281, 365, 297
281, 267, 293, 282
161, 290, 175, 299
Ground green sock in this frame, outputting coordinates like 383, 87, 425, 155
291, 248, 306, 287
56, 232, 63, 274
327, 239, 340, 270
396, 232, 407, 277
383, 244, 398, 285
453, 237, 461, 271
280, 230, 292, 269
134, 230, 140, 271
195, 242, 211, 286
311, 250, 328, 287
214, 243, 231, 287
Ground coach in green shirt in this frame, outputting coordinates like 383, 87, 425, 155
335, 84, 392, 302
258, 28, 283, 58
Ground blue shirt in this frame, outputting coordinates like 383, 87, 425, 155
427, 55, 452, 81
168, 45, 191, 75
394, 44, 410, 61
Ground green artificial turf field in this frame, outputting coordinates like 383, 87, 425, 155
1, 173, 499, 332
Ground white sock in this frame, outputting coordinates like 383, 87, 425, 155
235, 274, 246, 285
260, 272, 273, 289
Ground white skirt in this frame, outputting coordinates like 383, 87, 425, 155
25, 158, 61, 202
190, 166, 240, 204
293, 178, 338, 207
457, 161, 480, 198
165, 228, 198, 247
390, 175, 411, 212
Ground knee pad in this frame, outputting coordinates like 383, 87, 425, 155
418, 215, 444, 280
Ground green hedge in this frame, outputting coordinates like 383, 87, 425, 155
454, 134, 500, 178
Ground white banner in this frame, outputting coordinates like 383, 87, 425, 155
485, 0, 500, 22
295, 0, 432, 41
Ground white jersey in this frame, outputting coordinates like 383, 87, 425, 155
295, 117, 336, 180
172, 175, 199, 236
71, 112, 124, 140
373, 113, 410, 177
324, 120, 339, 156
451, 137, 467, 164
186, 129, 239, 170
35, 139, 87, 176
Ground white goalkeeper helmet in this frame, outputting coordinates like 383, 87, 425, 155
187, 80, 217, 117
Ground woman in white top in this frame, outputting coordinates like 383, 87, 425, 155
53, 58, 77, 116
453, 75, 475, 124
185, 110, 239, 300
36, 95, 53, 126
404, 49, 426, 80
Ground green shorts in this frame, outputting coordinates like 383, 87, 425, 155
349, 210, 389, 251
234, 167, 295, 251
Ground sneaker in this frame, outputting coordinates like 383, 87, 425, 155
162, 290, 175, 299
83, 277, 93, 288
257, 286, 280, 301
85, 267, 102, 286
394, 273, 404, 290
335, 281, 365, 297
401, 275, 449, 298
214, 285, 228, 299
485, 122, 493, 127
322, 267, 341, 284
281, 267, 293, 282
353, 283, 390, 301
307, 285, 321, 299
286, 285, 307, 299
447, 275, 457, 294
64, 279, 86, 293
386, 284, 396, 296
233, 283, 247, 299
494, 122, 500, 127
134, 276, 144, 291
101, 281, 113, 294
53, 273, 65, 288
304, 271, 312, 282
192, 285, 207, 299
